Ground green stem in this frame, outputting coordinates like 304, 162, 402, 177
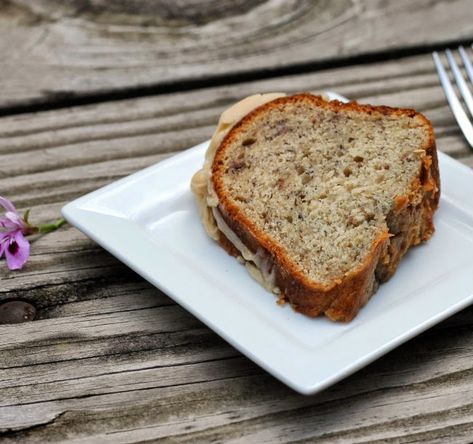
37, 218, 67, 234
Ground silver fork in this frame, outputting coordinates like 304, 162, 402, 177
433, 46, 473, 149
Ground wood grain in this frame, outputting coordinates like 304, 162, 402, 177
1, 51, 473, 442
1, 0, 473, 108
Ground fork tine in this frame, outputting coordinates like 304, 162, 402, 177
433, 51, 473, 149
446, 49, 473, 117
459, 46, 473, 84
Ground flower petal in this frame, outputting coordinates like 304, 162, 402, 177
4, 231, 30, 270
0, 196, 26, 232
4, 211, 27, 230
0, 231, 9, 258
0, 196, 17, 213
0, 216, 19, 231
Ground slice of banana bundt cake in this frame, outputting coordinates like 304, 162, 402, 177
192, 93, 440, 321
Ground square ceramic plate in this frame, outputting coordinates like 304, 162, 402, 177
62, 92, 473, 395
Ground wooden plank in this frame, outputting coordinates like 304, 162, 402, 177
0, 0, 473, 108
2, 323, 473, 441
1, 53, 473, 442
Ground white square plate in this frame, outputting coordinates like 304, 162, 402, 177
63, 93, 473, 395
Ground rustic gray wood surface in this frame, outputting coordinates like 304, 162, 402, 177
2, 0, 473, 108
1, 1, 473, 442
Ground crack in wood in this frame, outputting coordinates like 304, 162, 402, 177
0, 354, 243, 392
0, 369, 262, 409
0, 410, 67, 435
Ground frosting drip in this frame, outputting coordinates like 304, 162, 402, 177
212, 207, 280, 293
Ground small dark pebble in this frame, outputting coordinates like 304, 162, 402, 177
0, 301, 36, 324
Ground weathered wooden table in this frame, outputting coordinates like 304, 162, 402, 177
1, 1, 473, 442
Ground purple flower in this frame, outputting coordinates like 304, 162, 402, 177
0, 195, 66, 271
0, 197, 31, 270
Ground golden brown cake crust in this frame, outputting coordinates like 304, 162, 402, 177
211, 94, 440, 322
